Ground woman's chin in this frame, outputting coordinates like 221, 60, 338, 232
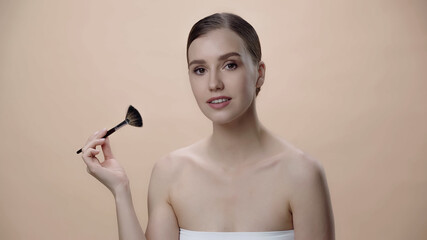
199, 110, 229, 124
204, 116, 231, 125
202, 111, 243, 125
199, 103, 254, 126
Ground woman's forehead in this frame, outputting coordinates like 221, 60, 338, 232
187, 28, 249, 62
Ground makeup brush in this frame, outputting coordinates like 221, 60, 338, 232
76, 105, 143, 154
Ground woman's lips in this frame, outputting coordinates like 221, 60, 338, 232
207, 96, 232, 109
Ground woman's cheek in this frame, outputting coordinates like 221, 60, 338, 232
192, 82, 206, 104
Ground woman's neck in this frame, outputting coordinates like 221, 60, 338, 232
207, 104, 268, 167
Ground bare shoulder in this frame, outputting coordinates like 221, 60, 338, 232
147, 142, 204, 238
148, 140, 205, 207
288, 150, 324, 182
273, 137, 326, 184
277, 140, 333, 208
151, 139, 205, 179
275, 139, 335, 238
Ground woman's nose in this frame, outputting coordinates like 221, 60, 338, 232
208, 70, 224, 91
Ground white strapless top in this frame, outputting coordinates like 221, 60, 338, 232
179, 228, 294, 240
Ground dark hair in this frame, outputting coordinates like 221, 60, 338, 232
187, 12, 262, 95
187, 13, 262, 64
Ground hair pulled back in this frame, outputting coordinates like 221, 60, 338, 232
186, 12, 262, 65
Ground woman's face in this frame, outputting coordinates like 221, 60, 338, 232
187, 28, 264, 124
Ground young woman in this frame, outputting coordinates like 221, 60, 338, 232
81, 13, 335, 240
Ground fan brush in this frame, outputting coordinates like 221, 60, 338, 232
76, 105, 143, 154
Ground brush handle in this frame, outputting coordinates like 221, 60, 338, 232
76, 120, 129, 154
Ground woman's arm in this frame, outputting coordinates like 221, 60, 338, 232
81, 129, 145, 240
290, 154, 335, 240
114, 183, 145, 240
145, 157, 180, 239
81, 129, 179, 240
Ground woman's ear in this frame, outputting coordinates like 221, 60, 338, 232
256, 61, 266, 88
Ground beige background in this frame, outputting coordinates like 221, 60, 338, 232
1, 0, 426, 239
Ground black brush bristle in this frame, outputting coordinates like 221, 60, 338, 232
126, 105, 143, 127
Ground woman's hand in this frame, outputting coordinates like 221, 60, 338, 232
81, 128, 129, 196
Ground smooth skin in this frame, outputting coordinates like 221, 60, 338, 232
81, 28, 334, 240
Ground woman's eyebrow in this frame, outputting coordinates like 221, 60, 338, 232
188, 52, 241, 68
188, 59, 206, 67
218, 52, 241, 61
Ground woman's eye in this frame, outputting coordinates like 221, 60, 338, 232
225, 63, 237, 70
194, 68, 206, 75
